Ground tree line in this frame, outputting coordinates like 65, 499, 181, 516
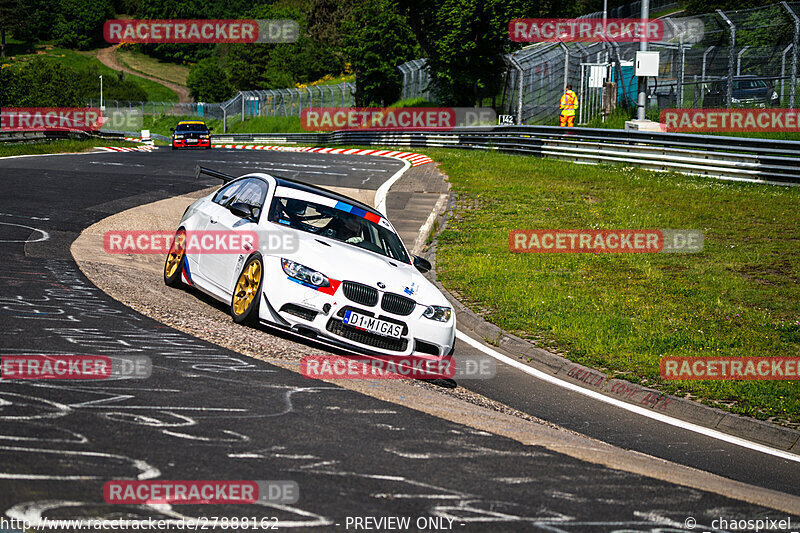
1, 0, 777, 107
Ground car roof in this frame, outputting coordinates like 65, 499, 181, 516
270, 175, 381, 217
177, 121, 207, 125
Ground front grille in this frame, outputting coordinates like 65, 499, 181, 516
326, 318, 408, 352
280, 303, 318, 321
342, 281, 378, 307
381, 292, 416, 316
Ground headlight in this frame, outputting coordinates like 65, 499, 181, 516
731, 97, 741, 104
201, 135, 210, 139
174, 134, 185, 139
281, 258, 329, 287
422, 305, 451, 322
771, 92, 779, 100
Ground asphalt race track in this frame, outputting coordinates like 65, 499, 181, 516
0, 147, 797, 531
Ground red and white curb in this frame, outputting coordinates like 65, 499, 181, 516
212, 144, 433, 167
96, 145, 156, 153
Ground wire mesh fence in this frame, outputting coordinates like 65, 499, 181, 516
87, 82, 356, 132
399, 1, 799, 125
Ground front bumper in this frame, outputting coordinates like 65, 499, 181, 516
259, 258, 455, 356
172, 138, 211, 149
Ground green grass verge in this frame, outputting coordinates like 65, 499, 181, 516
143, 115, 309, 137
422, 148, 800, 426
116, 49, 190, 86
228, 116, 306, 133
142, 115, 224, 137
0, 139, 139, 157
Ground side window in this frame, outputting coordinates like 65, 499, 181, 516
232, 179, 269, 210
212, 180, 245, 207
230, 178, 269, 221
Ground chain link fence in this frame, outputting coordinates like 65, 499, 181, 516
87, 82, 356, 132
399, 1, 800, 125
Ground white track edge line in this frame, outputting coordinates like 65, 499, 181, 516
456, 330, 800, 463
374, 159, 412, 216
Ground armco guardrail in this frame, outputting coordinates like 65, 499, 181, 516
215, 126, 800, 186
0, 129, 170, 144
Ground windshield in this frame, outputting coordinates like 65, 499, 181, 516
733, 80, 768, 90
175, 123, 208, 132
269, 196, 409, 263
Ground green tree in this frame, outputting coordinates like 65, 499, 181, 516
343, 0, 419, 106
0, 0, 24, 57
187, 56, 235, 101
53, 0, 115, 49
398, 0, 530, 106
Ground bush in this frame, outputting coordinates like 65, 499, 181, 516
187, 57, 235, 102
0, 58, 82, 106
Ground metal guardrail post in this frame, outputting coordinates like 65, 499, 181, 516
557, 41, 570, 94
507, 55, 525, 125
717, 9, 735, 108
736, 45, 750, 76
784, 1, 799, 108
701, 45, 715, 83
398, 63, 408, 100
781, 44, 793, 103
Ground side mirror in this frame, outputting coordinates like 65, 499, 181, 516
413, 255, 431, 273
170, 127, 175, 132
229, 202, 257, 219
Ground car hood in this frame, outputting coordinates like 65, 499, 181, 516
733, 87, 769, 100
264, 225, 449, 307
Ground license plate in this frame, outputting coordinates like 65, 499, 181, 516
343, 311, 403, 338
187, 139, 198, 143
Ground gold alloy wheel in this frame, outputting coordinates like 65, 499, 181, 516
233, 260, 262, 316
165, 231, 186, 279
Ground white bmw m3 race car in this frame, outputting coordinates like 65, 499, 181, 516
164, 166, 456, 357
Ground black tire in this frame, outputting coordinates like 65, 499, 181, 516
231, 253, 264, 325
164, 229, 187, 287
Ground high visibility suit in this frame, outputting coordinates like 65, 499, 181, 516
560, 89, 578, 127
